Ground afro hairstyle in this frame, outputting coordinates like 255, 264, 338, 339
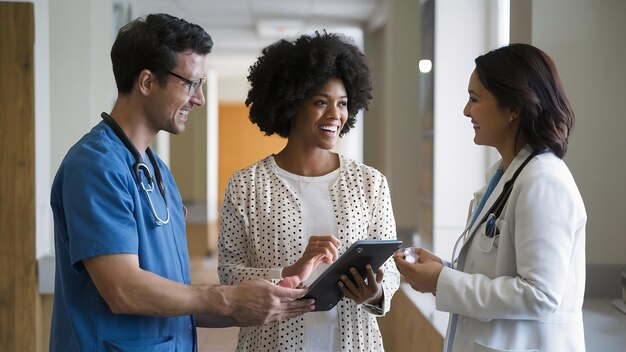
245, 31, 373, 138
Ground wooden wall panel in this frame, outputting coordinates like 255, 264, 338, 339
0, 3, 37, 351
378, 288, 444, 351
38, 295, 53, 352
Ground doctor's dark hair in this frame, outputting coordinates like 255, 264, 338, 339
111, 13, 213, 95
245, 32, 373, 138
474, 43, 574, 158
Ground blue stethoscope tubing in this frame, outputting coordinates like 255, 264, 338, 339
101, 112, 170, 226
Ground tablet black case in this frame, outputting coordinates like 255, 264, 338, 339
302, 239, 402, 311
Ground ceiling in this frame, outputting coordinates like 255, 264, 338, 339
129, 0, 388, 76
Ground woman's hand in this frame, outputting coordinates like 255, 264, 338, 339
393, 247, 444, 295
276, 275, 302, 288
338, 265, 384, 305
283, 235, 342, 282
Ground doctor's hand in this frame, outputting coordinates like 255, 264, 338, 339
228, 279, 314, 327
338, 265, 384, 305
282, 235, 342, 283
393, 248, 443, 295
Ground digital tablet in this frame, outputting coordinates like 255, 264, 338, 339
302, 239, 402, 311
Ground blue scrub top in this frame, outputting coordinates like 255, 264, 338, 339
50, 121, 196, 351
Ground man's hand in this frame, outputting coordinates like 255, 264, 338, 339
227, 279, 314, 326
393, 247, 443, 295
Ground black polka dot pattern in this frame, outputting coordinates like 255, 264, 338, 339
218, 155, 400, 351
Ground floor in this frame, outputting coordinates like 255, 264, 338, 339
190, 255, 239, 351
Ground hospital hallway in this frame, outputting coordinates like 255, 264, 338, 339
190, 255, 239, 351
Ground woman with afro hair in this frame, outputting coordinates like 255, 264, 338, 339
218, 32, 399, 351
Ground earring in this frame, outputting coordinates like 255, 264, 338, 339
509, 115, 515, 122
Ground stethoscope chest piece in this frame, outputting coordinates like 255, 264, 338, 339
134, 160, 170, 226
102, 112, 170, 226
478, 213, 498, 253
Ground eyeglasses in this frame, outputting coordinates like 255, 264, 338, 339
165, 70, 206, 96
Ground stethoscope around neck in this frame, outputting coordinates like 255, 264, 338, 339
101, 112, 170, 226
450, 149, 541, 269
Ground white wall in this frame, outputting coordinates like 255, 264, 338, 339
433, 0, 504, 260
50, 0, 96, 172
45, 0, 116, 259
528, 0, 626, 265
380, 0, 421, 232
33, 0, 52, 259
49, 0, 116, 173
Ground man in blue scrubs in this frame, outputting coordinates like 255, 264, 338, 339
50, 13, 314, 351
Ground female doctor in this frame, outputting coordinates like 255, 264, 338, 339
394, 43, 586, 352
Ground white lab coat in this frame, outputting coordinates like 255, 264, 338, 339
436, 147, 587, 352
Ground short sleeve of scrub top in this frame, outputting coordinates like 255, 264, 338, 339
61, 138, 140, 270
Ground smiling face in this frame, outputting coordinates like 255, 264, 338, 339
146, 51, 207, 135
288, 78, 349, 151
463, 70, 516, 154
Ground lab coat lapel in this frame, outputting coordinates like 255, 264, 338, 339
462, 147, 533, 252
